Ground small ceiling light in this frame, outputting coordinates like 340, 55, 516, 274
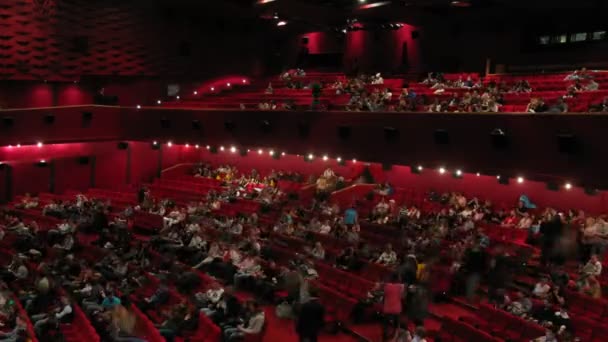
247, 149, 251, 152
210, 87, 214, 91
565, 182, 572, 190
230, 146, 237, 153
167, 141, 172, 147
359, 0, 366, 2
269, 150, 275, 156
352, 158, 357, 163
40, 159, 45, 163
476, 172, 480, 177
273, 12, 279, 19
16, 144, 21, 148
439, 167, 446, 174
153, 141, 158, 145
193, 91, 198, 95
342, 29, 347, 34
8, 145, 12, 149
220, 146, 225, 151
281, 152, 286, 156
258, 149, 263, 155
37, 142, 43, 148
323, 155, 328, 161
496, 175, 501, 179
337, 157, 342, 162
185, 143, 190, 147
156, 100, 161, 105
195, 144, 200, 149
451, 0, 472, 7
136, 105, 141, 109
206, 145, 210, 149
517, 176, 524, 184
308, 153, 314, 160
277, 21, 287, 26
226, 83, 231, 87
417, 165, 423, 171
456, 169, 462, 176
242, 79, 247, 83
176, 96, 180, 100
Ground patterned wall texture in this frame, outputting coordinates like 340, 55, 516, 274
0, 0, 193, 81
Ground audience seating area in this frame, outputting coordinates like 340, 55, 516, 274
1, 161, 608, 342
160, 70, 608, 113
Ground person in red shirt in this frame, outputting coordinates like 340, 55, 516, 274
382, 274, 405, 341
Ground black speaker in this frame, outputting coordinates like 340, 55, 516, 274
2, 116, 13, 127
160, 117, 171, 129
434, 129, 449, 145
498, 176, 509, 185
77, 156, 90, 165
117, 142, 129, 150
411, 31, 420, 39
584, 187, 598, 196
297, 122, 310, 139
260, 120, 272, 134
382, 163, 392, 171
557, 134, 580, 155
546, 181, 559, 191
192, 120, 201, 130
225, 121, 236, 132
301, 37, 309, 45
178, 41, 191, 57
44, 114, 55, 125
338, 125, 351, 140
491, 128, 509, 150
384, 127, 399, 143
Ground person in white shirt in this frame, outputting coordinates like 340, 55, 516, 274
310, 242, 325, 260
581, 254, 602, 278
377, 244, 397, 265
199, 282, 225, 316
319, 220, 332, 235
224, 301, 265, 340
53, 234, 74, 251
234, 255, 261, 289
32, 296, 73, 335
532, 278, 552, 299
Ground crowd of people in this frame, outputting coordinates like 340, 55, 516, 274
0, 162, 606, 342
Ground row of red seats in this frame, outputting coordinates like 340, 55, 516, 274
314, 262, 376, 300
133, 210, 164, 232
473, 304, 544, 341
438, 316, 501, 342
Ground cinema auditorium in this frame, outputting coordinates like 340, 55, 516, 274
1, 0, 607, 341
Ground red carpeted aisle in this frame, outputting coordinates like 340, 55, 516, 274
262, 306, 360, 342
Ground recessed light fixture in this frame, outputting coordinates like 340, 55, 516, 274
439, 167, 446, 174
517, 177, 524, 184
565, 182, 572, 190
456, 169, 462, 176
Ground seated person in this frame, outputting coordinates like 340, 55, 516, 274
309, 242, 325, 260
223, 301, 265, 341
197, 282, 225, 316
532, 277, 552, 299
157, 304, 199, 342
377, 244, 397, 265
31, 296, 73, 335
506, 291, 533, 318
233, 254, 261, 289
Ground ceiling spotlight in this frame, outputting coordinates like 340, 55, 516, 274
517, 177, 524, 184
277, 21, 287, 26
258, 149, 263, 155
230, 146, 237, 153
565, 182, 572, 190
456, 169, 462, 176
242, 79, 247, 83
185, 143, 190, 147
16, 144, 21, 148
308, 153, 314, 160
193, 91, 198, 95
352, 158, 357, 163
220, 146, 225, 151
37, 142, 43, 148
206, 145, 210, 149
195, 144, 200, 149
269, 150, 275, 156
40, 159, 46, 163
323, 155, 328, 161
417, 165, 423, 171
156, 100, 162, 105
227, 83, 231, 87
342, 29, 347, 34
496, 175, 501, 179
167, 141, 172, 147
439, 167, 446, 174
8, 145, 12, 149
337, 157, 342, 162
136, 105, 141, 109
210, 87, 214, 91
476, 172, 480, 176
281, 152, 286, 156
176, 96, 180, 100
247, 149, 251, 152
153, 141, 158, 145
273, 12, 279, 19
359, 0, 366, 2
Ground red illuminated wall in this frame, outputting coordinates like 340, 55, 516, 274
291, 25, 421, 72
